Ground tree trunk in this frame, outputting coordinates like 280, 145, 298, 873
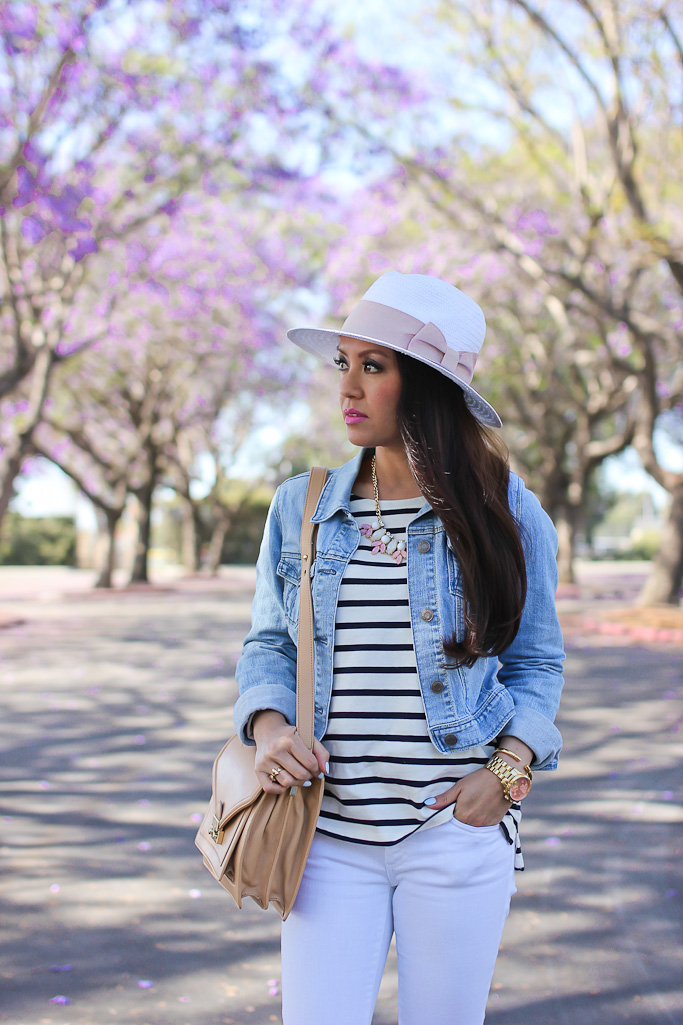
0, 347, 55, 527
205, 512, 230, 575
182, 498, 201, 572
0, 440, 28, 526
554, 503, 578, 585
129, 484, 154, 584
94, 507, 123, 589
637, 481, 683, 606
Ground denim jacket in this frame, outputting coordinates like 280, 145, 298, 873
234, 447, 565, 770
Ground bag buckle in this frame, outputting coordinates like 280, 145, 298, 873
208, 815, 224, 844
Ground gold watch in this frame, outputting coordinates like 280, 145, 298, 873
485, 751, 533, 802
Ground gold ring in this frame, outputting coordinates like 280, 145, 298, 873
268, 766, 282, 784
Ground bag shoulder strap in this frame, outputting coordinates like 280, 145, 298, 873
297, 466, 328, 750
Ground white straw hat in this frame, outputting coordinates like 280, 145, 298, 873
287, 270, 501, 427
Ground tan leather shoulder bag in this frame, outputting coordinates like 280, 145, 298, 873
195, 466, 329, 919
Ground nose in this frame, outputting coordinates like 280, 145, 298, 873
339, 363, 364, 400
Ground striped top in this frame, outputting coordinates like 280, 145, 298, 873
318, 493, 524, 869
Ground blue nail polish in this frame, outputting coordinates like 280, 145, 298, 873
325, 762, 330, 774
303, 780, 312, 787
318, 772, 325, 779
424, 797, 437, 806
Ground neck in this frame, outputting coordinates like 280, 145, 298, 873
368, 444, 423, 501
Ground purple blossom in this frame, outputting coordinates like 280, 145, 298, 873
21, 215, 48, 244
43, 184, 91, 232
159, 198, 180, 217
13, 165, 36, 208
69, 236, 98, 263
516, 210, 558, 236
1, 4, 37, 52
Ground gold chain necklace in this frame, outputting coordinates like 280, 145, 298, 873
359, 455, 408, 565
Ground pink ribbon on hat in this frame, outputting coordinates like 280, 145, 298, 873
340, 300, 477, 385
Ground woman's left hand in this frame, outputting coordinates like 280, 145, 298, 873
425, 768, 511, 826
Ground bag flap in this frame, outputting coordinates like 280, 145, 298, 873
212, 735, 263, 826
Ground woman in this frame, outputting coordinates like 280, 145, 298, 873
233, 271, 565, 1025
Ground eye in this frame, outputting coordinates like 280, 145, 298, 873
333, 356, 381, 372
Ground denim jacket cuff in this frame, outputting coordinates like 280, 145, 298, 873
502, 706, 562, 771
233, 684, 297, 745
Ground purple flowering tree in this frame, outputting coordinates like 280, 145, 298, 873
384, 0, 683, 599
31, 191, 321, 584
0, 0, 419, 529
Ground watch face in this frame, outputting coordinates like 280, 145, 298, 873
509, 777, 531, 801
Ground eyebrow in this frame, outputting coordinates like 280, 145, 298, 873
336, 345, 387, 358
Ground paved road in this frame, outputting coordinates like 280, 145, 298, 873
0, 567, 681, 1025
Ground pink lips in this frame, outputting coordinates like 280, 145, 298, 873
344, 408, 368, 424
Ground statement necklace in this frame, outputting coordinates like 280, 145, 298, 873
359, 455, 408, 566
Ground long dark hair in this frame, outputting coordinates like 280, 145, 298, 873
394, 352, 527, 667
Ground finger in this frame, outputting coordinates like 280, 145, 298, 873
262, 734, 318, 780
260, 774, 284, 794
423, 783, 461, 810
312, 738, 330, 775
285, 748, 323, 781
266, 729, 319, 777
290, 733, 323, 776
264, 747, 318, 784
259, 770, 314, 795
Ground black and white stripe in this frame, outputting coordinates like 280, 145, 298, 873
319, 493, 524, 868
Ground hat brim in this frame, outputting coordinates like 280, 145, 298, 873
287, 326, 502, 428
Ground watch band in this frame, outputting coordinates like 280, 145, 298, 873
485, 753, 533, 802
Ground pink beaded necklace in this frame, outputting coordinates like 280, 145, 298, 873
359, 455, 408, 566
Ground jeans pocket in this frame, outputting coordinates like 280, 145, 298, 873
450, 814, 500, 835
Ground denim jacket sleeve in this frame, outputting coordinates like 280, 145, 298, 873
497, 483, 566, 771
233, 486, 298, 744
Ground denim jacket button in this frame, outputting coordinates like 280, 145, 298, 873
417, 540, 431, 553
444, 733, 458, 746
420, 608, 434, 622
430, 680, 445, 693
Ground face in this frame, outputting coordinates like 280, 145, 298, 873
335, 336, 403, 447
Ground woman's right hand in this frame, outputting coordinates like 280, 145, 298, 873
252, 710, 329, 793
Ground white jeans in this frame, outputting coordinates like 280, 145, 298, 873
281, 816, 517, 1025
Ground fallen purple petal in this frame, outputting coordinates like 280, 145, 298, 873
51, 965, 73, 972
137, 980, 154, 988
188, 889, 202, 898
50, 995, 71, 1005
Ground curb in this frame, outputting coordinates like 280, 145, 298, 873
581, 617, 683, 645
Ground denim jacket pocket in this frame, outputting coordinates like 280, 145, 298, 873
276, 552, 318, 625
